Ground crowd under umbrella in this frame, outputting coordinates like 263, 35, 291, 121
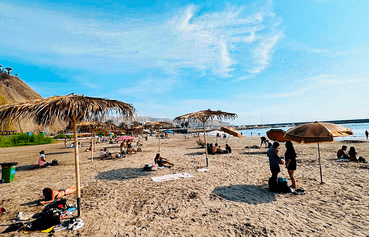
0, 94, 135, 217
77, 121, 117, 162
145, 121, 173, 152
174, 109, 237, 167
284, 121, 353, 184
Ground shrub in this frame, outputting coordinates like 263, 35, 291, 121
0, 133, 54, 147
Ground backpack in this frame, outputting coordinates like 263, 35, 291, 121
277, 177, 291, 193
25, 208, 61, 231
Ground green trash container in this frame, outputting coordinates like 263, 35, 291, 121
0, 162, 18, 183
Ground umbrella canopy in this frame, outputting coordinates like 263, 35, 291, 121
0, 94, 135, 216
285, 122, 353, 144
117, 135, 135, 141
77, 121, 117, 133
266, 129, 286, 142
145, 121, 173, 129
285, 121, 353, 183
221, 127, 243, 138
174, 109, 237, 167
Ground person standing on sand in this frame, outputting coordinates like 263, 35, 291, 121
365, 130, 368, 139
268, 142, 282, 183
64, 138, 67, 147
285, 141, 297, 189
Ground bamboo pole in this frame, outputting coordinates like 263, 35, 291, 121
203, 120, 208, 167
72, 113, 81, 216
90, 132, 94, 162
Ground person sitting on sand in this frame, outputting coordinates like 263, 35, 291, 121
38, 150, 48, 167
40, 186, 77, 205
212, 143, 219, 154
225, 144, 232, 153
100, 148, 112, 159
154, 153, 174, 167
337, 145, 349, 159
348, 147, 359, 162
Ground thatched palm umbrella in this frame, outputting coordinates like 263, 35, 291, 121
145, 121, 173, 152
0, 94, 135, 216
174, 109, 237, 167
77, 121, 117, 161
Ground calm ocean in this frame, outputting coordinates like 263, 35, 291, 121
238, 122, 369, 140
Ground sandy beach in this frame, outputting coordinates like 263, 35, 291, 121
1, 134, 369, 236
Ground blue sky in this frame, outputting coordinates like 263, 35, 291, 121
1, 0, 369, 125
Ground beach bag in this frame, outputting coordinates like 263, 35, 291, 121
277, 177, 291, 193
359, 157, 366, 163
25, 208, 61, 231
143, 164, 152, 171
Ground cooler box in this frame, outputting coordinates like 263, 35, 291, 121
0, 162, 18, 183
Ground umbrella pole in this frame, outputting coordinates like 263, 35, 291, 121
203, 121, 208, 167
158, 129, 160, 152
318, 143, 323, 184
91, 133, 93, 162
72, 114, 81, 217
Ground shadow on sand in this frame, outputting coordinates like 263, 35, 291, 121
211, 185, 276, 204
16, 164, 40, 172
96, 168, 150, 181
241, 151, 267, 155
46, 151, 72, 156
185, 152, 205, 156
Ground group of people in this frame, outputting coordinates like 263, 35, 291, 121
337, 145, 366, 162
268, 140, 367, 191
268, 141, 297, 190
207, 143, 232, 154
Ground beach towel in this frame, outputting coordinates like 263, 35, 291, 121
151, 172, 194, 182
196, 168, 209, 172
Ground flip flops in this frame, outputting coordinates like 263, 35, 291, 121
293, 188, 306, 195
68, 218, 84, 230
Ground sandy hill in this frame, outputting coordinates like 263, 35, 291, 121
0, 72, 66, 133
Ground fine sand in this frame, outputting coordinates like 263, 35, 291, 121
1, 135, 369, 236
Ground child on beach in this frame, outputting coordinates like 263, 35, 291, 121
154, 153, 174, 167
40, 186, 77, 205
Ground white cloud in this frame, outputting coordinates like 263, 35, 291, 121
0, 1, 282, 78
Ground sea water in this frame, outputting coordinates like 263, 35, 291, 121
238, 122, 369, 141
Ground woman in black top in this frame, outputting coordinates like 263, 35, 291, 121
285, 141, 297, 189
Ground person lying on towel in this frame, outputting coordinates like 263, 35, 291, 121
40, 186, 77, 205
154, 153, 174, 167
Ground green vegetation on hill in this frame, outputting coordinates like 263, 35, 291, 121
0, 133, 54, 147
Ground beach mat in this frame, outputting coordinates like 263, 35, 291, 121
151, 172, 194, 182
